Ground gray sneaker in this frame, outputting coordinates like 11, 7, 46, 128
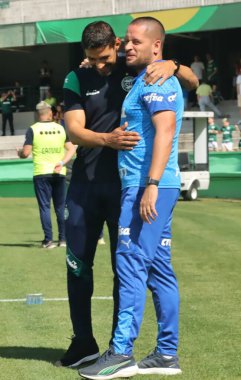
79, 346, 138, 379
138, 348, 182, 376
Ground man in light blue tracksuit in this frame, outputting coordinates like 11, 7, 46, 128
80, 16, 184, 379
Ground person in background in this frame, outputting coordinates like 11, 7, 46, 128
39, 60, 52, 101
57, 19, 198, 370
212, 84, 223, 105
17, 101, 76, 249
196, 79, 223, 117
191, 54, 205, 83
190, 54, 205, 106
236, 67, 241, 124
220, 118, 239, 152
208, 117, 220, 151
232, 58, 241, 99
44, 89, 57, 108
54, 103, 65, 127
205, 52, 224, 106
206, 53, 218, 86
80, 16, 183, 379
0, 90, 16, 136
13, 81, 25, 111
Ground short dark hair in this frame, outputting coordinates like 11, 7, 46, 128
130, 17, 165, 45
82, 21, 116, 50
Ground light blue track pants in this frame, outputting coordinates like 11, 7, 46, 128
113, 187, 180, 356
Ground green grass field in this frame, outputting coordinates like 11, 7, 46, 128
0, 197, 241, 380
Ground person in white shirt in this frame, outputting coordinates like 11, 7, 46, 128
190, 55, 205, 107
191, 55, 205, 82
236, 68, 241, 124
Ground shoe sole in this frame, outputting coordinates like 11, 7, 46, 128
64, 352, 100, 368
138, 367, 182, 375
80, 364, 138, 379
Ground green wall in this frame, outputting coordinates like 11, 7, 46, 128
0, 159, 35, 197
0, 153, 240, 199
199, 152, 241, 199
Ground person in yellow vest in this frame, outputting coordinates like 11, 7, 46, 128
196, 79, 224, 117
17, 101, 76, 249
44, 89, 57, 107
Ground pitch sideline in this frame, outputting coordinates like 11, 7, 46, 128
0, 296, 113, 303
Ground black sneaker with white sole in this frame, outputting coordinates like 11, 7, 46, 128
55, 336, 99, 368
138, 348, 182, 376
79, 346, 138, 379
41, 240, 56, 249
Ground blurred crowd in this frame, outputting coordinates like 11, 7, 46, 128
1, 55, 241, 141
208, 116, 240, 152
186, 53, 241, 125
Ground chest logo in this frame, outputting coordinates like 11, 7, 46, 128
121, 76, 134, 92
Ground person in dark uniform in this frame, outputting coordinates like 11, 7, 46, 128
57, 21, 198, 369
0, 90, 16, 136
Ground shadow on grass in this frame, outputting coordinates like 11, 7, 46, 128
0, 243, 39, 247
178, 198, 202, 202
0, 346, 65, 362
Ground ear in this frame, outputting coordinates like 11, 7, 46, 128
115, 37, 122, 51
153, 39, 161, 56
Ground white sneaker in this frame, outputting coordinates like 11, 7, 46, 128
98, 237, 106, 245
58, 240, 67, 248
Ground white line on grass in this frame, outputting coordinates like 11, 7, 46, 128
0, 296, 113, 303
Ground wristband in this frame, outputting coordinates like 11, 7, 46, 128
171, 59, 180, 76
59, 161, 65, 166
146, 177, 159, 186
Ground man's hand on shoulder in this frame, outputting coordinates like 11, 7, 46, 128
79, 58, 92, 69
144, 60, 176, 86
145, 61, 199, 90
105, 122, 141, 150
